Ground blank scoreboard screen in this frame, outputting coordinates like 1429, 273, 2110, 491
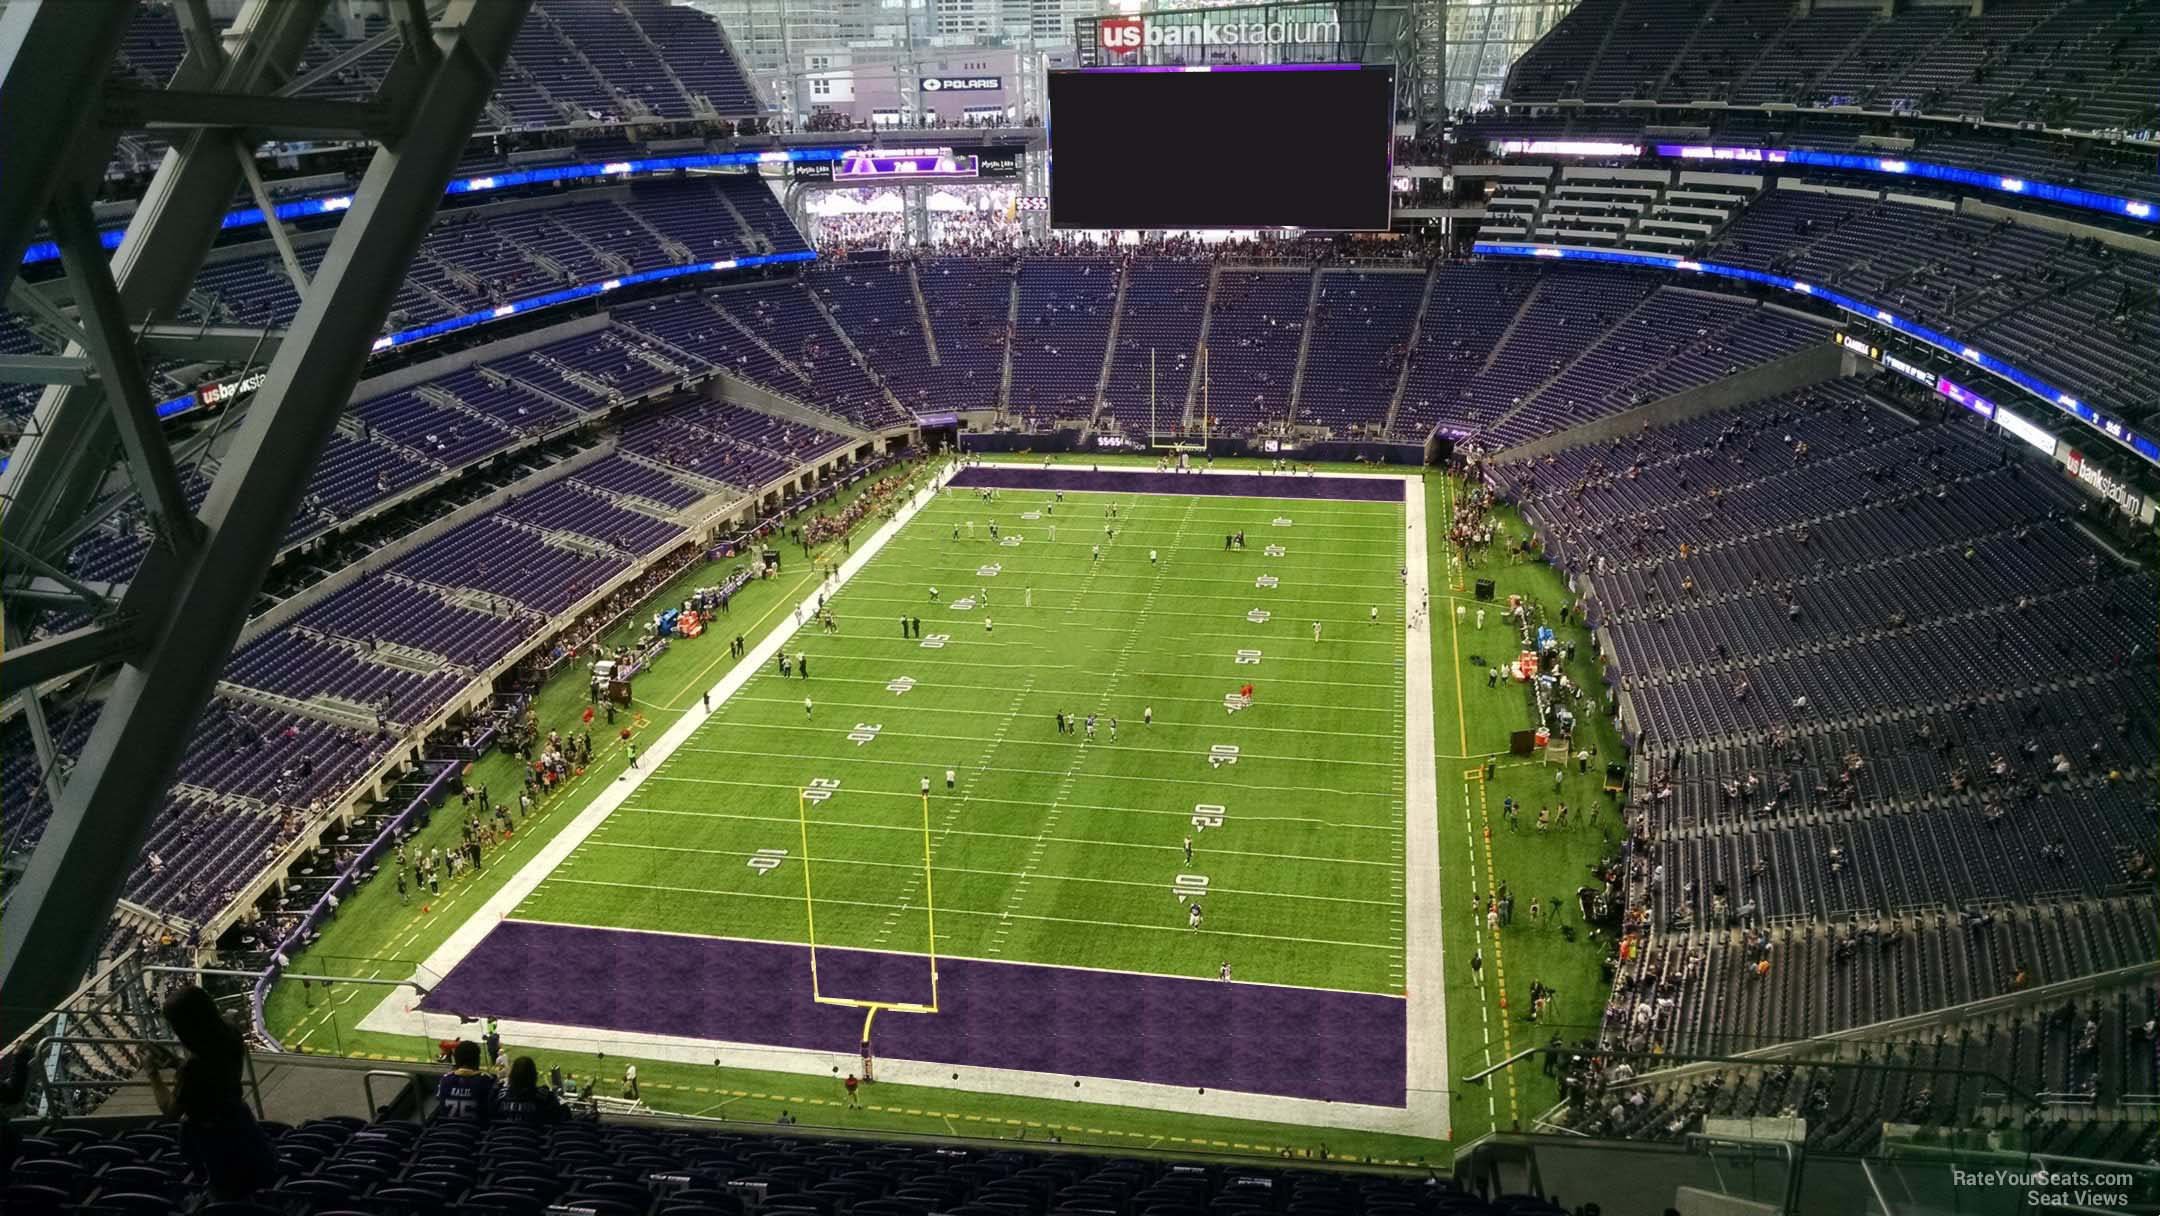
1047, 65, 1395, 232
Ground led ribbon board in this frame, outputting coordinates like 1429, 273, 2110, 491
835, 151, 980, 180
1496, 139, 1644, 158
1654, 145, 2158, 225
152, 249, 819, 420
23, 148, 883, 266
1474, 241, 2160, 469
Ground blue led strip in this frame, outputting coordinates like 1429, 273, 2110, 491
1653, 144, 2158, 225
151, 248, 818, 419
23, 148, 857, 266
1472, 240, 2160, 468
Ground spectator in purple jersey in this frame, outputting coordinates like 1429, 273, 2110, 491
435, 1040, 497, 1124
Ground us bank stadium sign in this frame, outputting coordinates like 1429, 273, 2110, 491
1077, 3, 1349, 67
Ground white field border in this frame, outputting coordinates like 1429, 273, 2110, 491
359, 466, 1447, 1140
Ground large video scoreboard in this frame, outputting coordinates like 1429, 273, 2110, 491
1047, 64, 1394, 232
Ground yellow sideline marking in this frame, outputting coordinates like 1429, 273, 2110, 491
1440, 476, 1470, 759
662, 561, 826, 712
1467, 770, 1520, 1127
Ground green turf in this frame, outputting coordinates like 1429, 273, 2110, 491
520, 485, 1409, 992
264, 457, 1619, 1165
1427, 474, 1624, 1143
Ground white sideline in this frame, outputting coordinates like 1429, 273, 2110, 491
1399, 475, 1450, 1140
359, 467, 1449, 1140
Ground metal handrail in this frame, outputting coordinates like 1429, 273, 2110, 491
1468, 1041, 2047, 1109
0, 946, 141, 1059
230, 760, 464, 1052
1685, 1131, 1799, 1216
143, 964, 431, 994
1460, 1044, 1541, 1085
28, 1031, 265, 1119
362, 1069, 418, 1120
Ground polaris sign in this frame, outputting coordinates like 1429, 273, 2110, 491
921, 76, 1001, 92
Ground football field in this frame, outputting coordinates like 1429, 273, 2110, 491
517, 474, 1409, 992
391, 465, 1444, 1130
306, 458, 1615, 1156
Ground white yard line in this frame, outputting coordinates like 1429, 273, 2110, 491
358, 473, 949, 1033
1400, 474, 1452, 1141
591, 838, 1400, 885
362, 469, 1450, 1140
848, 580, 1412, 603
870, 674, 1032, 949
729, 694, 1401, 735
558, 855, 1402, 908
662, 750, 1400, 793
681, 728, 1405, 764
699, 657, 1418, 691
732, 683, 1401, 723
516, 919, 1400, 998
623, 806, 1401, 851
531, 878, 1402, 948
622, 787, 1400, 834
995, 493, 1183, 953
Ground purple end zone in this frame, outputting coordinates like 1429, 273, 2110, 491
947, 466, 1404, 502
421, 921, 1406, 1105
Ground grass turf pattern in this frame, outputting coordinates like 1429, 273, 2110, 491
266, 460, 1620, 1164
513, 484, 1410, 994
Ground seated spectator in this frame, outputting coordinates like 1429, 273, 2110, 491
497, 1055, 567, 1126
435, 1039, 497, 1123
146, 985, 277, 1200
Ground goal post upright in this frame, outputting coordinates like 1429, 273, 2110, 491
797, 781, 940, 1016
920, 787, 941, 1013
796, 784, 824, 1001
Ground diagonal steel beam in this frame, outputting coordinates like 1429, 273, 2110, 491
0, 0, 137, 302
3, 616, 87, 813
389, 0, 441, 76
28, 484, 151, 571
0, 0, 531, 1045
232, 135, 311, 293
0, 535, 124, 615
136, 323, 286, 363
172, 0, 230, 79
9, 577, 128, 608
0, 0, 328, 622
47, 188, 204, 561
18, 687, 70, 811
102, 86, 399, 139
7, 280, 89, 350
0, 620, 143, 695
0, 355, 92, 387
276, 4, 441, 98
